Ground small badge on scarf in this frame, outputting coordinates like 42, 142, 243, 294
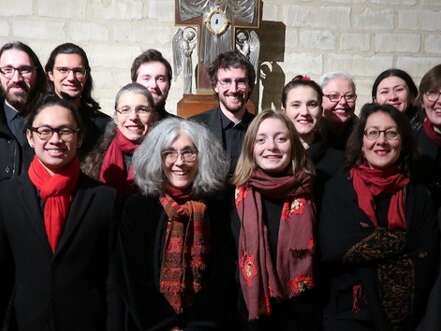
239, 254, 257, 287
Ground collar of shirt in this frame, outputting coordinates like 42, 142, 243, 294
218, 108, 252, 130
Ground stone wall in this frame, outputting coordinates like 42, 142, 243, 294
0, 0, 440, 115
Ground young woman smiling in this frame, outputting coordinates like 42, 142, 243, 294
282, 75, 343, 204
82, 83, 158, 194
230, 110, 319, 330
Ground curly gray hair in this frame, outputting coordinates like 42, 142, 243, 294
133, 118, 229, 197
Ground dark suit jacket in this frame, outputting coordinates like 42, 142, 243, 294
319, 171, 439, 331
190, 108, 254, 174
0, 173, 117, 331
0, 99, 33, 181
79, 105, 112, 160
413, 127, 441, 210
116, 193, 235, 331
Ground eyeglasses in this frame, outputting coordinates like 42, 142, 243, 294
0, 65, 35, 78
54, 66, 87, 79
364, 128, 400, 141
324, 93, 357, 103
425, 90, 441, 102
116, 106, 155, 117
217, 78, 248, 89
162, 148, 198, 163
29, 126, 80, 141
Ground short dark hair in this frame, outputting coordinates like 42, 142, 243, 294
281, 75, 323, 107
417, 64, 441, 105
130, 49, 172, 83
372, 68, 418, 107
45, 43, 100, 111
208, 51, 256, 91
345, 103, 416, 174
0, 41, 46, 110
25, 94, 84, 139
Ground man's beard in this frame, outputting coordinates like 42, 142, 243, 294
2, 82, 30, 112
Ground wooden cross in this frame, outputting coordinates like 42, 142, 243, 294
175, 0, 261, 93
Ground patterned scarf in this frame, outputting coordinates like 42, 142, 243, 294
99, 129, 138, 194
236, 169, 316, 320
159, 186, 210, 313
28, 156, 80, 252
351, 164, 409, 229
423, 118, 441, 147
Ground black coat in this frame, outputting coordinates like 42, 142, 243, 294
0, 173, 117, 331
413, 127, 441, 210
0, 100, 33, 181
308, 138, 344, 208
319, 171, 439, 331
79, 105, 111, 160
116, 193, 235, 331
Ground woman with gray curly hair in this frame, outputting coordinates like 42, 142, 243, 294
115, 118, 234, 331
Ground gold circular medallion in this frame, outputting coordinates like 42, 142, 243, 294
204, 7, 230, 35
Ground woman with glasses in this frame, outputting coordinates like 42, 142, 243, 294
0, 95, 117, 331
319, 103, 438, 331
82, 82, 158, 195
230, 110, 319, 330
372, 68, 422, 130
412, 64, 441, 208
413, 64, 441, 331
116, 118, 233, 330
320, 72, 358, 150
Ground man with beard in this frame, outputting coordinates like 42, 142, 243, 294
190, 51, 255, 173
45, 43, 111, 158
0, 41, 46, 180
131, 49, 176, 119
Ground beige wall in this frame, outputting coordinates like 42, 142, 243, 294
0, 0, 440, 115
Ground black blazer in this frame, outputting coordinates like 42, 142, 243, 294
0, 99, 33, 181
0, 173, 117, 331
116, 193, 235, 331
319, 171, 439, 331
190, 108, 254, 174
414, 127, 441, 210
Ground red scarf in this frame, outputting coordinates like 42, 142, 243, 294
28, 156, 80, 252
236, 169, 315, 320
350, 165, 409, 229
423, 118, 441, 147
99, 129, 138, 193
158, 186, 210, 313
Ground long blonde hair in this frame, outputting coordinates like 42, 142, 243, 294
232, 109, 314, 186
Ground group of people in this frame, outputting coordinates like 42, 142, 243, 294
0, 39, 440, 331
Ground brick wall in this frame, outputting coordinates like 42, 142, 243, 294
0, 0, 440, 114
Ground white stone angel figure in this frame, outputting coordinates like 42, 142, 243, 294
173, 27, 197, 94
236, 30, 260, 83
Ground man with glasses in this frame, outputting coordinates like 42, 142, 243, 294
0, 41, 46, 180
320, 72, 358, 150
45, 43, 110, 158
190, 51, 255, 173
